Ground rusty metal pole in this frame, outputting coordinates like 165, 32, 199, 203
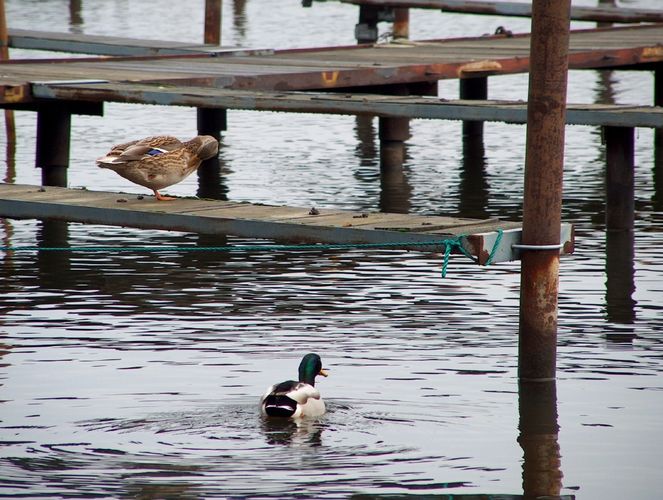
518, 1, 571, 381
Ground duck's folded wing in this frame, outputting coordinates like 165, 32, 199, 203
286, 382, 320, 404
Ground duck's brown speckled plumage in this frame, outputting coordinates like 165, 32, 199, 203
96, 135, 219, 200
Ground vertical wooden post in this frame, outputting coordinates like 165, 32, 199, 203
604, 126, 636, 324
460, 76, 488, 139
204, 0, 222, 45
355, 5, 379, 44
36, 104, 71, 187
518, 1, 571, 381
379, 116, 412, 214
69, 0, 83, 27
654, 65, 663, 210
518, 381, 563, 498
0, 0, 16, 157
379, 116, 409, 172
605, 127, 635, 232
393, 8, 409, 40
199, 0, 226, 154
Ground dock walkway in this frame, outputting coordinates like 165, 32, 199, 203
0, 184, 575, 266
3, 23, 663, 100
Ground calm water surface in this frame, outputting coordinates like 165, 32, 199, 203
1, 1, 663, 498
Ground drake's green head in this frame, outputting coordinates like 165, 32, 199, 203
298, 353, 329, 386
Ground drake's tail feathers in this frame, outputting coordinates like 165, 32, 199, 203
263, 394, 298, 418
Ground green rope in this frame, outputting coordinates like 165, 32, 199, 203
485, 229, 504, 266
0, 234, 504, 277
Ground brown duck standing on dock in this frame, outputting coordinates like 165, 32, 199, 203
96, 135, 219, 200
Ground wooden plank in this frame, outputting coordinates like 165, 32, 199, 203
0, 184, 573, 265
28, 82, 663, 128
7, 28, 270, 57
340, 0, 663, 24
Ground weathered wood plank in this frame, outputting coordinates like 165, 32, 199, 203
0, 184, 573, 265
7, 28, 269, 57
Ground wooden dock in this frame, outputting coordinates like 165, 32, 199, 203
3, 23, 663, 100
0, 184, 574, 266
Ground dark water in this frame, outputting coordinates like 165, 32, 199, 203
1, 1, 663, 498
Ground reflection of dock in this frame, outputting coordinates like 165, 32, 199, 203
0, 183, 576, 265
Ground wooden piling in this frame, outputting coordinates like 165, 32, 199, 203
197, 107, 227, 141
655, 65, 663, 210
605, 126, 636, 324
518, 1, 571, 381
0, 0, 16, 158
204, 0, 222, 45
356, 5, 379, 43
379, 116, 410, 173
460, 76, 488, 139
393, 7, 409, 39
36, 104, 71, 187
605, 126, 635, 232
199, 0, 226, 172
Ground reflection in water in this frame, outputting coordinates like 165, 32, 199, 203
458, 133, 490, 219
261, 417, 323, 447
231, 0, 248, 44
605, 228, 636, 326
518, 381, 563, 498
37, 220, 71, 288
68, 0, 83, 33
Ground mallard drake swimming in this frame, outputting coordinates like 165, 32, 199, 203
96, 135, 219, 200
260, 353, 329, 418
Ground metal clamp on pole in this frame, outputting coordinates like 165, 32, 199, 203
512, 243, 565, 251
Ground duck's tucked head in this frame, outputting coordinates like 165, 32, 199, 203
186, 135, 219, 160
298, 353, 328, 386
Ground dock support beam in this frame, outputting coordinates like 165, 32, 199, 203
36, 104, 71, 187
605, 126, 636, 323
460, 76, 488, 139
518, 1, 571, 381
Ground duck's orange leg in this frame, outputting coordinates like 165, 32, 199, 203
154, 190, 176, 201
